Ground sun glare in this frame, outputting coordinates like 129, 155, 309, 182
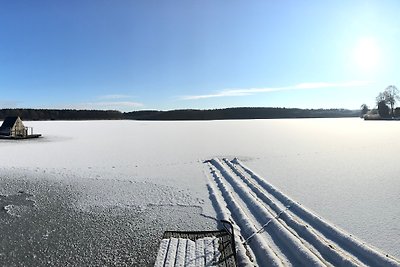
353, 38, 381, 72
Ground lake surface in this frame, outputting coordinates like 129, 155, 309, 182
0, 118, 399, 265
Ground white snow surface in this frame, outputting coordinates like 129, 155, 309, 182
0, 119, 399, 265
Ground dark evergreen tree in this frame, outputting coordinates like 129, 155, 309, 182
377, 101, 390, 118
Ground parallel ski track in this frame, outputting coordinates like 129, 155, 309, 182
205, 158, 400, 267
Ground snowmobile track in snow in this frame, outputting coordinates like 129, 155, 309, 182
205, 158, 400, 267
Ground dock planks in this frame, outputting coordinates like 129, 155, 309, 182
155, 230, 236, 267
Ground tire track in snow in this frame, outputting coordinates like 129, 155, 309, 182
205, 158, 400, 267
209, 159, 325, 266
224, 159, 362, 266
206, 175, 255, 267
207, 163, 283, 266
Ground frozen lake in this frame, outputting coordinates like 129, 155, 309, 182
0, 118, 399, 265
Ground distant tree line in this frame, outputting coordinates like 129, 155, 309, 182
361, 85, 400, 120
124, 108, 359, 120
0, 107, 360, 121
0, 109, 123, 121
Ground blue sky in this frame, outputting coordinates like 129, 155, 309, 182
1, 0, 399, 111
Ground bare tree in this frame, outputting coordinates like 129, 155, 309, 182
383, 85, 400, 116
376, 92, 386, 104
376, 85, 400, 117
360, 104, 369, 117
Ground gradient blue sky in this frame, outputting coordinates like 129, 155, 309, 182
1, 0, 399, 111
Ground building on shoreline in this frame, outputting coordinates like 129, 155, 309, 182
0, 116, 41, 139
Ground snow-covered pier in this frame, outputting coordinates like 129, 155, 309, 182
155, 227, 236, 267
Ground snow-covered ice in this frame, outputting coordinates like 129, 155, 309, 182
0, 118, 399, 266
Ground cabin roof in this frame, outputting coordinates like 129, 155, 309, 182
0, 116, 19, 129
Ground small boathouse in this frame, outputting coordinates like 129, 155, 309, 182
0, 116, 41, 139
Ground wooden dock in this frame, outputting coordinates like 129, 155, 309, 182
0, 134, 42, 140
155, 221, 237, 267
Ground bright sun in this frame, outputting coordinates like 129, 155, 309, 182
353, 38, 381, 72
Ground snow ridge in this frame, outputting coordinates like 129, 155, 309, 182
205, 158, 400, 267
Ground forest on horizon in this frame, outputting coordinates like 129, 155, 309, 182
0, 107, 359, 121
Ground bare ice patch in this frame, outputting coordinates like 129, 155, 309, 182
0, 191, 35, 217
0, 169, 217, 266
